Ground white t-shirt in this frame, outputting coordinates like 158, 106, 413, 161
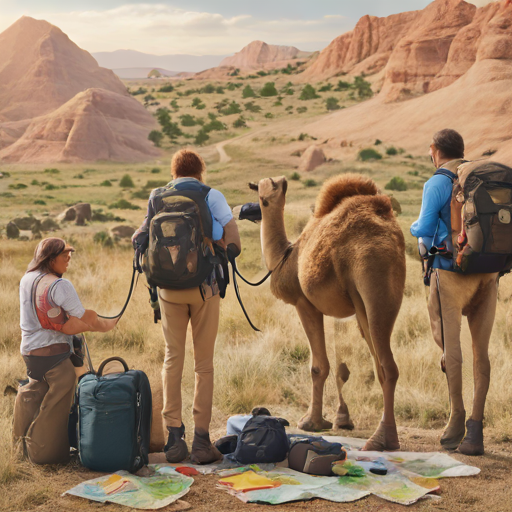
19, 271, 85, 355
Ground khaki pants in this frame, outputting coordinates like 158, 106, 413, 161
159, 288, 220, 432
13, 357, 76, 465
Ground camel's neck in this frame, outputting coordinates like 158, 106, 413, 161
261, 202, 291, 270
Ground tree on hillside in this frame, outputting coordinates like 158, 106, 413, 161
242, 85, 256, 98
260, 82, 278, 97
325, 97, 340, 111
148, 130, 163, 147
195, 128, 210, 145
299, 84, 320, 100
354, 76, 373, 99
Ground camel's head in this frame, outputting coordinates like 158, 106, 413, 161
248, 176, 287, 208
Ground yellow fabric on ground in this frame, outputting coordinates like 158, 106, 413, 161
219, 471, 281, 492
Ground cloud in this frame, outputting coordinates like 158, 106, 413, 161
12, 3, 352, 54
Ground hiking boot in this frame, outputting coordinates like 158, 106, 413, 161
190, 429, 222, 465
164, 423, 189, 463
458, 419, 484, 456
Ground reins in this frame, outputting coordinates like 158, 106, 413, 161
230, 245, 294, 331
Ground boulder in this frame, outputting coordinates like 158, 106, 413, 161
111, 225, 136, 239
74, 203, 92, 226
6, 221, 19, 239
41, 217, 60, 232
59, 207, 76, 222
298, 146, 326, 172
12, 216, 41, 231
18, 230, 32, 241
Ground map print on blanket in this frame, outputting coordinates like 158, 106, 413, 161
64, 466, 193, 510
218, 450, 480, 506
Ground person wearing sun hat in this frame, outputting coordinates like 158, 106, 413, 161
13, 237, 118, 465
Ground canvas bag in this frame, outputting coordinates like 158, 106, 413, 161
451, 161, 512, 275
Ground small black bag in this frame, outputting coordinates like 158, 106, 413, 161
233, 416, 289, 464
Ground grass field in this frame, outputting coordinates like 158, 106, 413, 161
1, 76, 511, 511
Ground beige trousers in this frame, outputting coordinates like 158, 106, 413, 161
159, 287, 220, 432
13, 357, 76, 465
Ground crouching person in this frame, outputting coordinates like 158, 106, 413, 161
132, 149, 241, 464
14, 238, 117, 465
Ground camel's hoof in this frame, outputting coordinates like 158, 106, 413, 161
362, 422, 400, 452
440, 354, 446, 373
458, 419, 484, 456
298, 415, 333, 432
440, 411, 466, 451
334, 413, 354, 431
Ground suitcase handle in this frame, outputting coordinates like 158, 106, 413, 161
97, 357, 129, 376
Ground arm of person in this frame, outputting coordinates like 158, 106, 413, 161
410, 179, 446, 239
51, 279, 118, 335
207, 189, 242, 252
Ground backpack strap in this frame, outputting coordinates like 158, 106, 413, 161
434, 168, 457, 183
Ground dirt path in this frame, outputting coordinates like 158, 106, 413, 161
4, 427, 512, 512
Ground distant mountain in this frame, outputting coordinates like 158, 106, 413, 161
112, 68, 178, 79
92, 50, 229, 73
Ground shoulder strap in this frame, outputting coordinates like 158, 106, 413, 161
434, 168, 457, 183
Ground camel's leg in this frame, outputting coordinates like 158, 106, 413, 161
334, 362, 354, 430
354, 298, 399, 451
458, 277, 498, 456
430, 272, 465, 450
295, 297, 332, 432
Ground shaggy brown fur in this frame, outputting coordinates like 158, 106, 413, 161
254, 174, 406, 451
314, 174, 379, 218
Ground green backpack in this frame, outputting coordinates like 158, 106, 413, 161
143, 180, 217, 290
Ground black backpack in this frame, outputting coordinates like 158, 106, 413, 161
143, 180, 217, 290
233, 416, 289, 464
451, 161, 512, 275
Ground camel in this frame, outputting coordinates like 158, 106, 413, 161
428, 270, 499, 456
249, 174, 406, 451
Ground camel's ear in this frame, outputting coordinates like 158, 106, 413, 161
248, 182, 258, 191
269, 177, 277, 190
282, 179, 288, 196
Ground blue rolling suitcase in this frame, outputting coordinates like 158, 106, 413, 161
77, 357, 152, 473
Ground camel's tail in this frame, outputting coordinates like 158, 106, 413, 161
314, 173, 388, 218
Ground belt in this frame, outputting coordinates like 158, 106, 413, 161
28, 343, 70, 357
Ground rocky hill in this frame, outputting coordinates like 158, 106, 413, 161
0, 17, 158, 163
220, 41, 312, 69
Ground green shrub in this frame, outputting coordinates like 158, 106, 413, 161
296, 106, 308, 114
325, 97, 340, 111
194, 129, 210, 146
385, 177, 408, 192
299, 84, 320, 100
285, 106, 293, 111
354, 75, 373, 99
191, 97, 205, 109
1, 171, 10, 177
34, 200, 46, 205
31, 180, 40, 186
44, 168, 60, 174
145, 180, 168, 189
358, 148, 382, 161
200, 83, 215, 94
233, 116, 247, 129
334, 80, 351, 91
216, 86, 225, 94
44, 184, 58, 190
408, 170, 419, 176
108, 199, 140, 210
144, 94, 155, 103
151, 167, 161, 174
386, 146, 398, 156
159, 83, 174, 93
374, 139, 382, 145
319, 84, 333, 92
242, 85, 256, 98
303, 179, 317, 187
204, 119, 227, 132
130, 87, 147, 96
244, 102, 262, 113
290, 172, 301, 181
298, 133, 308, 141
92, 209, 125, 222
74, 174, 84, 179
180, 114, 197, 127
170, 99, 179, 110
148, 130, 163, 147
264, 112, 273, 119
100, 180, 112, 187
260, 82, 278, 97
119, 174, 135, 188
220, 101, 242, 116
93, 231, 114, 247
131, 189, 150, 200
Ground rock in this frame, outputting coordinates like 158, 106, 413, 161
59, 207, 76, 222
298, 146, 326, 172
111, 225, 136, 239
18, 230, 32, 241
12, 216, 41, 231
6, 221, 19, 239
74, 203, 92, 226
41, 217, 59, 232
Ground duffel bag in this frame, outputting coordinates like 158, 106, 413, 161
77, 357, 152, 472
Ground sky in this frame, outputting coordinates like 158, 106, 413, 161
0, 0, 496, 55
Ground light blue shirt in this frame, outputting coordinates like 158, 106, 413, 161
19, 271, 85, 355
410, 172, 454, 271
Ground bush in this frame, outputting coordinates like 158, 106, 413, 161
145, 179, 168, 189
180, 114, 197, 127
194, 129, 210, 146
354, 75, 373, 99
244, 102, 262, 113
204, 119, 227, 132
260, 82, 278, 97
233, 116, 247, 129
325, 97, 340, 111
242, 85, 256, 98
159, 83, 174, 93
386, 146, 398, 156
200, 83, 215, 94
216, 86, 225, 94
334, 80, 351, 91
290, 172, 301, 181
144, 94, 155, 103
220, 101, 242, 116
264, 112, 274, 118
9, 183, 27, 189
297, 106, 308, 114
31, 179, 40, 186
148, 130, 163, 147
109, 199, 140, 210
131, 189, 151, 200
385, 177, 408, 192
191, 97, 205, 109
151, 167, 161, 174
374, 139, 382, 145
44, 184, 58, 190
130, 87, 147, 96
299, 84, 320, 100
92, 209, 125, 222
119, 174, 135, 188
44, 168, 60, 174
358, 148, 382, 161
74, 174, 84, 179
34, 200, 46, 205
170, 99, 179, 110
93, 231, 114, 247
298, 133, 308, 141
319, 84, 332, 92
100, 180, 112, 187
303, 179, 317, 187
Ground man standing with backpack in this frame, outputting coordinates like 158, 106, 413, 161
132, 149, 241, 464
411, 130, 501, 455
